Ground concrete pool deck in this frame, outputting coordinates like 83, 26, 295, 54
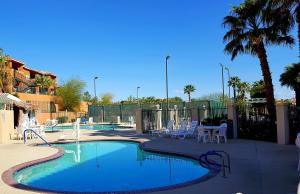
0, 129, 299, 194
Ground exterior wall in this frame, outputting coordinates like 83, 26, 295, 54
79, 102, 89, 113
0, 110, 14, 144
18, 93, 60, 103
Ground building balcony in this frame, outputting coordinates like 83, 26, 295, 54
14, 70, 36, 86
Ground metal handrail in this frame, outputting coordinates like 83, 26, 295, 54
199, 150, 231, 178
23, 129, 51, 146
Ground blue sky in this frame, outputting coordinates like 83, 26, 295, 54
1, 0, 297, 101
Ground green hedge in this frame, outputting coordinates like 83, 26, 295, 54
57, 116, 68, 124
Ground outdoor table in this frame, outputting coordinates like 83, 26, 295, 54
202, 125, 221, 142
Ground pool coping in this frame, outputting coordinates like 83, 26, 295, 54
1, 139, 219, 194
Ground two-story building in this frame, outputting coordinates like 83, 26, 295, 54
7, 58, 57, 95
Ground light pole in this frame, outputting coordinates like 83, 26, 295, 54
166, 55, 170, 112
220, 63, 225, 102
136, 86, 140, 105
94, 76, 99, 98
225, 67, 231, 98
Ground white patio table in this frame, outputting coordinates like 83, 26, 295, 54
202, 125, 221, 142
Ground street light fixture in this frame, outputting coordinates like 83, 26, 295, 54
219, 63, 225, 102
94, 76, 99, 98
225, 67, 231, 98
137, 86, 140, 105
166, 55, 170, 111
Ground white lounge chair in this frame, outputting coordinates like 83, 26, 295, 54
170, 120, 188, 138
156, 120, 174, 137
88, 117, 94, 125
44, 119, 58, 131
214, 123, 227, 143
175, 120, 198, 140
197, 125, 209, 143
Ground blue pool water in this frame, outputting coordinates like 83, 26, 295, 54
14, 141, 209, 193
45, 124, 129, 131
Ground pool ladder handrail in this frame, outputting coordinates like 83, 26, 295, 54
23, 129, 51, 146
199, 150, 231, 178
50, 123, 58, 132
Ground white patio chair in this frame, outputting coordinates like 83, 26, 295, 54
215, 123, 227, 143
197, 125, 209, 143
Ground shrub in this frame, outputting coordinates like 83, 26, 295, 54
57, 116, 68, 124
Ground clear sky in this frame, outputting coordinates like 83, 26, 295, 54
1, 0, 298, 101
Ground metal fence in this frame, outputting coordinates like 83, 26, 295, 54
141, 106, 228, 133
236, 104, 276, 141
289, 105, 300, 143
88, 100, 226, 124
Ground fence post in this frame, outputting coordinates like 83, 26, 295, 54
155, 104, 162, 130
135, 108, 142, 133
102, 106, 105, 123
191, 107, 199, 124
227, 102, 238, 139
174, 105, 179, 128
276, 102, 290, 145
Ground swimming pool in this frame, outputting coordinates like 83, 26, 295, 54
13, 141, 210, 193
45, 124, 131, 131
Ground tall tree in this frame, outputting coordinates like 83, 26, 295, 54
99, 93, 114, 105
280, 63, 300, 106
237, 81, 250, 101
250, 80, 266, 98
223, 0, 294, 121
0, 49, 13, 93
228, 76, 241, 100
56, 78, 86, 111
184, 85, 196, 102
82, 91, 92, 102
273, 0, 299, 59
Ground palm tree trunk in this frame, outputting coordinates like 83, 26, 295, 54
296, 88, 300, 107
256, 42, 276, 122
188, 93, 191, 103
233, 87, 236, 102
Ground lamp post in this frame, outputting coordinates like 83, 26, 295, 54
136, 86, 140, 105
220, 63, 225, 102
225, 67, 231, 98
165, 55, 170, 112
94, 76, 99, 98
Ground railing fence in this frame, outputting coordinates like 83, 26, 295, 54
236, 103, 276, 141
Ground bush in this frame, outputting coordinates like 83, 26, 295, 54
57, 116, 68, 124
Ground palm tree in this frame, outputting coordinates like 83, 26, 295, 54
35, 75, 52, 94
184, 85, 196, 103
237, 81, 250, 101
228, 76, 241, 101
223, 0, 294, 121
273, 0, 299, 59
280, 63, 300, 106
250, 80, 266, 98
